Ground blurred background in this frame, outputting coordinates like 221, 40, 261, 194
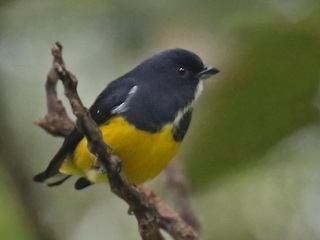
1, 0, 320, 239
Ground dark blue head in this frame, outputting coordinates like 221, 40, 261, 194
132, 48, 219, 87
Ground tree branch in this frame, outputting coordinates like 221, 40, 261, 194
141, 186, 199, 240
165, 161, 200, 233
35, 46, 75, 137
36, 42, 199, 240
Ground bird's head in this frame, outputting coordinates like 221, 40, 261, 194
133, 48, 219, 86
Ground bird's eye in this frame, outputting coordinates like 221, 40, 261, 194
178, 67, 187, 76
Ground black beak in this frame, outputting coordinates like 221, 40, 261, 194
197, 66, 219, 80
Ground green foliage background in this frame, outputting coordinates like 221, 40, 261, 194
1, 0, 320, 239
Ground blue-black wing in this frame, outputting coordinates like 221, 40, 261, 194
33, 77, 135, 183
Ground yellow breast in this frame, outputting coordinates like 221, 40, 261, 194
59, 117, 180, 184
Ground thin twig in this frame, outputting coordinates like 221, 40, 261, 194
35, 44, 75, 137
165, 161, 200, 233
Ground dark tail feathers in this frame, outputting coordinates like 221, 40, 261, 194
33, 171, 50, 183
33, 171, 71, 186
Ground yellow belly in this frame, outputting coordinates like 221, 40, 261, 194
59, 117, 180, 184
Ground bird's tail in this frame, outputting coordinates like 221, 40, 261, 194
33, 144, 71, 185
46, 174, 72, 187
33, 128, 84, 183
33, 163, 72, 186
33, 150, 67, 183
33, 168, 71, 186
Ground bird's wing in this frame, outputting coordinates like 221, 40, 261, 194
33, 77, 136, 183
89, 78, 136, 124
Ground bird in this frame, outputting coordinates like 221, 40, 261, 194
33, 48, 219, 190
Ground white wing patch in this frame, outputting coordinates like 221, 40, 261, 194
111, 86, 138, 114
173, 81, 203, 126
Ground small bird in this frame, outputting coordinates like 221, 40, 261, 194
34, 48, 219, 190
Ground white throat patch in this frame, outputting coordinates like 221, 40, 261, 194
173, 81, 203, 126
